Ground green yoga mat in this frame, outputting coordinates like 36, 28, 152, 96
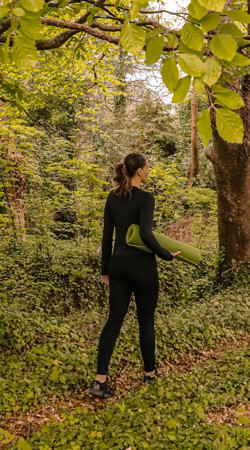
126, 224, 202, 266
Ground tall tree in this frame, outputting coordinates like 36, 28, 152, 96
0, 106, 27, 238
188, 87, 199, 186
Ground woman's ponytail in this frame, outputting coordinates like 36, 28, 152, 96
112, 153, 146, 198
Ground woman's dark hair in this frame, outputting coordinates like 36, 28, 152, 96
112, 152, 147, 198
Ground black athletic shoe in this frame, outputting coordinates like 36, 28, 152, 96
89, 376, 114, 398
143, 366, 159, 384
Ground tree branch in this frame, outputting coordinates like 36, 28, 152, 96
39, 18, 120, 47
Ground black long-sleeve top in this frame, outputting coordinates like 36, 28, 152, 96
101, 186, 174, 275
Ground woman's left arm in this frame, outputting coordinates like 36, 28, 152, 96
101, 193, 114, 276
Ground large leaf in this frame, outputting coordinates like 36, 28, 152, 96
145, 35, 164, 65
188, 0, 207, 19
197, 108, 212, 146
161, 56, 179, 93
216, 108, 243, 143
12, 30, 38, 69
200, 12, 221, 32
130, 1, 148, 21
130, 1, 139, 21
172, 76, 191, 103
209, 34, 237, 61
178, 53, 204, 77
212, 84, 244, 109
0, 6, 10, 18
223, 9, 250, 24
167, 34, 178, 48
181, 23, 204, 51
202, 57, 221, 86
120, 21, 145, 56
20, 0, 44, 12
231, 52, 250, 67
197, 0, 225, 12
219, 23, 244, 37
193, 77, 205, 93
13, 7, 26, 16
178, 44, 202, 56
20, 17, 44, 40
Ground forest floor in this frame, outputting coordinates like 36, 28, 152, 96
0, 332, 249, 449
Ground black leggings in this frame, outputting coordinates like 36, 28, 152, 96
97, 251, 159, 375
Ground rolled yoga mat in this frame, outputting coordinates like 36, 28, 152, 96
126, 223, 202, 266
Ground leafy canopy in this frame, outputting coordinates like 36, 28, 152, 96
0, 0, 249, 145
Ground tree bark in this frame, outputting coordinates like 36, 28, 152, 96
206, 74, 250, 274
188, 87, 199, 186
0, 107, 27, 239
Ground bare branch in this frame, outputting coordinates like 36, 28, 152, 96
40, 18, 120, 47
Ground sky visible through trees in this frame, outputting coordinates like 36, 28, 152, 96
126, 0, 190, 104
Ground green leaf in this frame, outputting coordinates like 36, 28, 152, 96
87, 13, 93, 25
20, 0, 44, 12
178, 44, 202, 56
0, 6, 10, 18
216, 108, 243, 143
166, 418, 177, 429
223, 9, 250, 24
166, 34, 178, 48
178, 53, 204, 77
197, 0, 225, 12
12, 30, 38, 69
89, 6, 101, 13
161, 56, 179, 93
188, 0, 207, 20
172, 76, 191, 103
1, 29, 11, 65
200, 12, 221, 32
212, 84, 244, 109
120, 20, 145, 56
219, 23, 244, 37
16, 436, 32, 450
13, 7, 25, 16
11, 16, 19, 31
236, 415, 249, 425
181, 23, 204, 51
209, 34, 237, 61
20, 17, 44, 40
147, 27, 163, 39
193, 77, 205, 93
197, 108, 212, 146
145, 35, 164, 65
187, 14, 200, 24
130, 1, 140, 21
231, 52, 250, 66
202, 57, 221, 86
196, 405, 206, 420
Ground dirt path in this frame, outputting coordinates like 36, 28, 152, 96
0, 332, 249, 447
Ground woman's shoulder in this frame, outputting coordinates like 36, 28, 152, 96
141, 189, 154, 201
107, 187, 153, 200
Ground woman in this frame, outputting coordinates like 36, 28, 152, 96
89, 153, 181, 398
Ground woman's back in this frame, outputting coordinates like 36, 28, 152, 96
108, 186, 148, 252
101, 186, 173, 275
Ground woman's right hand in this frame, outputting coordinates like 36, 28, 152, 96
171, 250, 181, 263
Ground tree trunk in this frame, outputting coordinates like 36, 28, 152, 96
206, 74, 250, 274
6, 146, 26, 238
188, 87, 199, 186
0, 107, 27, 239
